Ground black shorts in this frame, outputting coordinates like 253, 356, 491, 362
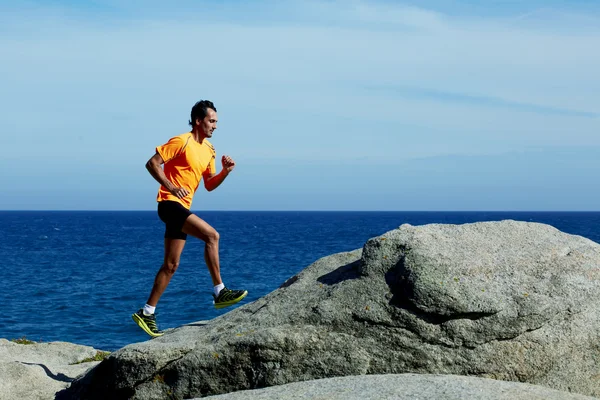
157, 200, 192, 240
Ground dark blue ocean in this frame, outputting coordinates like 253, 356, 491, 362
1, 211, 599, 352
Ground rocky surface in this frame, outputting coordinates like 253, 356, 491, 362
203, 374, 598, 400
0, 338, 106, 400
64, 220, 600, 399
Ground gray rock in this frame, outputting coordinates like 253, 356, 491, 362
0, 338, 106, 400
203, 374, 599, 400
66, 220, 600, 399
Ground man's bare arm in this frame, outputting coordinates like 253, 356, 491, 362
203, 169, 229, 192
203, 155, 236, 192
146, 152, 189, 199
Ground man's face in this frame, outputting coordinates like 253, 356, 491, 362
197, 108, 218, 138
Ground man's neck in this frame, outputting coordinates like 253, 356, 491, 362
191, 129, 207, 143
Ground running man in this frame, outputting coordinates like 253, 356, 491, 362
132, 100, 247, 338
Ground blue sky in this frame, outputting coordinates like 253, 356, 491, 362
1, 0, 598, 211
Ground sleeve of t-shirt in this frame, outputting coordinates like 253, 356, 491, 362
208, 152, 216, 174
156, 136, 185, 164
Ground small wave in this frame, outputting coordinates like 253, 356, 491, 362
38, 235, 48, 240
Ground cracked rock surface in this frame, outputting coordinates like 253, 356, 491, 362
65, 220, 600, 399
0, 339, 103, 400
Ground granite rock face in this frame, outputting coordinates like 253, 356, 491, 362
203, 374, 599, 400
0, 339, 104, 400
66, 220, 600, 399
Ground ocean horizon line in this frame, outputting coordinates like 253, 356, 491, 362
1, 210, 599, 213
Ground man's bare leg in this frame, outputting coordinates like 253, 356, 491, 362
133, 238, 186, 337
146, 238, 186, 306
182, 214, 223, 286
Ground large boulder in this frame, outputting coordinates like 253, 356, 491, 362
203, 374, 598, 400
0, 338, 106, 400
65, 220, 600, 399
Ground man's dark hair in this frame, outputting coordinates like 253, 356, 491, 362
189, 100, 217, 127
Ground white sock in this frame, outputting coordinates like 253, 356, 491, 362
214, 283, 225, 296
143, 304, 156, 316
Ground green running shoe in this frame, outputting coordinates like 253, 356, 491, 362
213, 288, 248, 309
132, 309, 164, 338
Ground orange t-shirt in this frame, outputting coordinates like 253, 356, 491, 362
155, 132, 216, 209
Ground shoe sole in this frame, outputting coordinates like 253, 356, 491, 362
214, 290, 248, 309
132, 313, 164, 338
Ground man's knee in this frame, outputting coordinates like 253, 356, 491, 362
206, 229, 220, 244
210, 230, 221, 242
162, 260, 180, 274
